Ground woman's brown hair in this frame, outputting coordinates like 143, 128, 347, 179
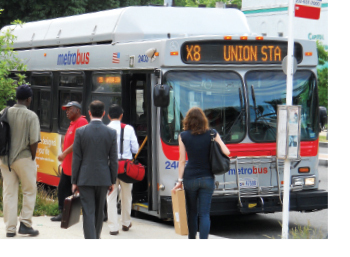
182, 107, 209, 135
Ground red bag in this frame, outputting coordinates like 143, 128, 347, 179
118, 159, 145, 183
117, 123, 147, 184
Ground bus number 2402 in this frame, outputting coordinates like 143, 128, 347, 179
165, 161, 179, 169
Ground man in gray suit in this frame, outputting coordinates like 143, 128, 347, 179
72, 100, 118, 239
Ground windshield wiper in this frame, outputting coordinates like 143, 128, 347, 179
251, 85, 259, 133
224, 88, 245, 140
251, 85, 276, 140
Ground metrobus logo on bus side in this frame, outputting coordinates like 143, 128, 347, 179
57, 49, 90, 65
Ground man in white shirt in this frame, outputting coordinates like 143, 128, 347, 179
107, 104, 139, 235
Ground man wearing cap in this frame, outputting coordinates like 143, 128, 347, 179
0, 84, 41, 237
50, 101, 88, 221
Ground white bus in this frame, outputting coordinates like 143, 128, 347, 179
1, 6, 327, 219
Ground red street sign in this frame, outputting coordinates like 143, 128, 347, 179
295, 0, 322, 20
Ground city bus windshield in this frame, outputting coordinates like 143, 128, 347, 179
246, 70, 318, 142
161, 71, 246, 144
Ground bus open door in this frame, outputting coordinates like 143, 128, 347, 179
123, 72, 158, 216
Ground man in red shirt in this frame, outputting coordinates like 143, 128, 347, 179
51, 101, 88, 221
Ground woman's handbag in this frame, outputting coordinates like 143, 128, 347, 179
209, 129, 230, 175
118, 123, 147, 183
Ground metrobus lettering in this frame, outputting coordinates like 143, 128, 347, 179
228, 166, 268, 175
57, 50, 90, 65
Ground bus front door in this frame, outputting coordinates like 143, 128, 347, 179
123, 73, 157, 214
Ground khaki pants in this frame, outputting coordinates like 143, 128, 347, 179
107, 179, 133, 232
0, 157, 37, 233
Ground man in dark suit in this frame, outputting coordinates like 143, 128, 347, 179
71, 100, 118, 239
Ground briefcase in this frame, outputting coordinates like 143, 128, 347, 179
61, 194, 82, 229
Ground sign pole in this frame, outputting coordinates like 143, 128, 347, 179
281, 0, 295, 239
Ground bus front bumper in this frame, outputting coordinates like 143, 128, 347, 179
210, 189, 328, 215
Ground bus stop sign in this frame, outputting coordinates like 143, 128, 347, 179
295, 0, 322, 20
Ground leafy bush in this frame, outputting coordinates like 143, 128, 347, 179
0, 10, 27, 110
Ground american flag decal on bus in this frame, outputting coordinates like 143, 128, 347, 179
112, 52, 120, 63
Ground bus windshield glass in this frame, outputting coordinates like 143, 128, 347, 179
161, 71, 246, 144
246, 70, 318, 142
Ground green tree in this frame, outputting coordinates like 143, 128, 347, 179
0, 0, 122, 29
316, 41, 328, 108
0, 10, 27, 110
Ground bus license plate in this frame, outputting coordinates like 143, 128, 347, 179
239, 178, 258, 188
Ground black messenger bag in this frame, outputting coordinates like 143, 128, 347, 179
209, 129, 230, 175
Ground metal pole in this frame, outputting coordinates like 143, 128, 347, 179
281, 0, 295, 240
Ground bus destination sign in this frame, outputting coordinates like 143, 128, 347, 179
181, 41, 303, 64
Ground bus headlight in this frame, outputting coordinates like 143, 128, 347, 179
292, 177, 304, 191
305, 177, 316, 186
292, 175, 316, 191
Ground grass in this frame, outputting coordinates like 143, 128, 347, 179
319, 135, 328, 143
289, 222, 324, 239
264, 221, 325, 239
0, 174, 60, 217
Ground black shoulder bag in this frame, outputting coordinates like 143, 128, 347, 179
209, 129, 230, 175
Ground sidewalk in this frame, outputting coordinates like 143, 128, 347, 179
0, 215, 224, 239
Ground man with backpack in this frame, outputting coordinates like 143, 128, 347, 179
0, 84, 41, 237
106, 104, 139, 235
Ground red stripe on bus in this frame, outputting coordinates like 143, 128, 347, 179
37, 172, 60, 187
160, 138, 319, 161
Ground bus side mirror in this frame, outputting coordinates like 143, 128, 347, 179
153, 84, 170, 107
319, 106, 328, 130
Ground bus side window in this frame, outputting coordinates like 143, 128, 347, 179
135, 88, 147, 136
31, 74, 53, 131
58, 72, 84, 131
129, 76, 147, 138
91, 72, 122, 125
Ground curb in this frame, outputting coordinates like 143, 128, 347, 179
319, 142, 328, 148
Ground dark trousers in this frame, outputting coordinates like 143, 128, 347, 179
58, 170, 72, 212
79, 186, 109, 239
183, 176, 215, 239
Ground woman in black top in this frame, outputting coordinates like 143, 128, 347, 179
172, 107, 230, 239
